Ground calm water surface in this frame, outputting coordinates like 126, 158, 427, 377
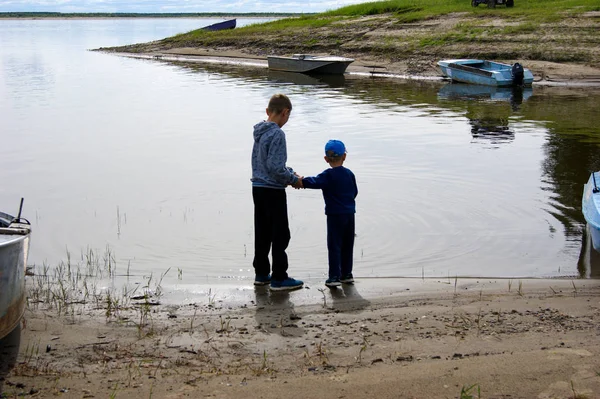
2, 19, 600, 294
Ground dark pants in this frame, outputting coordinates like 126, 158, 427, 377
252, 187, 290, 281
327, 213, 355, 279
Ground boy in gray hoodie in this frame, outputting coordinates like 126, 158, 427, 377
251, 94, 304, 291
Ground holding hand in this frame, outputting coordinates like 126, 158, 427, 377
292, 177, 304, 189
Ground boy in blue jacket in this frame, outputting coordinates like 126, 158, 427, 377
251, 94, 304, 291
299, 140, 358, 287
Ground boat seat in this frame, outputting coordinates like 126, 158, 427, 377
0, 227, 30, 235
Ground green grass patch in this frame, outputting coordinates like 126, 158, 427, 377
104, 0, 598, 66
160, 0, 598, 44
163, 15, 335, 44
321, 0, 598, 22
323, 1, 423, 16
502, 22, 540, 34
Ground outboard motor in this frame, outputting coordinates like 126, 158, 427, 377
512, 62, 524, 86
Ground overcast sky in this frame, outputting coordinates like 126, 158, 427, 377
0, 0, 372, 13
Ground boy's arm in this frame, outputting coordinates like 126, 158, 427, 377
266, 132, 298, 186
302, 171, 329, 189
353, 173, 358, 198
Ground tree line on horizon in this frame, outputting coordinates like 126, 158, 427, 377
0, 11, 307, 18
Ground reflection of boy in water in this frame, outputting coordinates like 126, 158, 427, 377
297, 140, 358, 288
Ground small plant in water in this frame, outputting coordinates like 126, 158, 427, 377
356, 336, 369, 364
207, 288, 216, 307
317, 288, 327, 308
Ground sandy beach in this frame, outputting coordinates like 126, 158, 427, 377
99, 10, 600, 87
3, 11, 600, 399
112, 48, 600, 88
2, 278, 600, 398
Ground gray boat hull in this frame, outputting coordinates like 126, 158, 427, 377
0, 212, 31, 340
267, 55, 354, 75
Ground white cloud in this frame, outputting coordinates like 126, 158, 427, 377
0, 0, 372, 13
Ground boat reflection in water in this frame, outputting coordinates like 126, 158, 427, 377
468, 117, 515, 142
267, 70, 346, 87
438, 83, 533, 144
578, 224, 600, 278
437, 83, 533, 101
0, 323, 21, 392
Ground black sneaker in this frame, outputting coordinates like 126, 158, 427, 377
254, 274, 271, 286
325, 278, 341, 288
340, 274, 354, 284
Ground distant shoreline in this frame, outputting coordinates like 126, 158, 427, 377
0, 12, 304, 19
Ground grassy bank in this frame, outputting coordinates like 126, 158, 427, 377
101, 0, 600, 68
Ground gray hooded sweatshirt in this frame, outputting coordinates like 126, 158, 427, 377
251, 121, 298, 189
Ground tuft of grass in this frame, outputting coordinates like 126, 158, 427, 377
323, 1, 423, 17
317, 288, 328, 308
356, 336, 369, 364
460, 383, 481, 399
502, 22, 539, 34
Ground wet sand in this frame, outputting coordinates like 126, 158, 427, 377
2, 278, 600, 398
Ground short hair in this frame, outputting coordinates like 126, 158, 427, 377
325, 153, 343, 162
268, 94, 292, 115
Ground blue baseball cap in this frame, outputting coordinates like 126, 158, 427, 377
325, 140, 346, 157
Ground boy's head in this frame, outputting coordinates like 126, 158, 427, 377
266, 94, 292, 128
324, 139, 347, 165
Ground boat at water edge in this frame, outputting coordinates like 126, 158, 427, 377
201, 18, 236, 31
582, 171, 600, 253
0, 201, 31, 340
267, 54, 354, 75
437, 59, 534, 87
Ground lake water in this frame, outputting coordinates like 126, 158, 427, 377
2, 18, 600, 295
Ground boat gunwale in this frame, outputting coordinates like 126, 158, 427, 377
583, 176, 600, 230
267, 55, 355, 62
447, 62, 494, 78
0, 211, 31, 247
0, 232, 29, 248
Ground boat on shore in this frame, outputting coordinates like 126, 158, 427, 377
437, 59, 534, 87
201, 18, 236, 31
0, 201, 31, 340
583, 171, 600, 253
267, 54, 354, 75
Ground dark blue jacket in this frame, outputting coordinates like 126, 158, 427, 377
302, 166, 358, 215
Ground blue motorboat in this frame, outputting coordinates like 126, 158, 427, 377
582, 171, 600, 253
438, 59, 534, 87
0, 200, 31, 339
202, 18, 236, 31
